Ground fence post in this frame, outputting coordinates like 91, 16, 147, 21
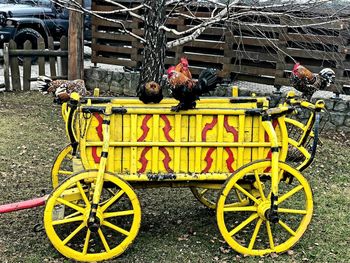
38, 37, 45, 76
9, 40, 21, 91
48, 37, 57, 78
22, 40, 32, 91
3, 43, 11, 91
60, 36, 68, 78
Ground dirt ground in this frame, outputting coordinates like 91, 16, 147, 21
0, 92, 349, 263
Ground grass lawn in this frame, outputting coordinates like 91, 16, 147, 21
0, 92, 349, 263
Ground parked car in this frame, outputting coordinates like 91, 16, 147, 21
0, 0, 91, 50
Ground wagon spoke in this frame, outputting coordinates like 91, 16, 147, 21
229, 213, 259, 236
82, 229, 91, 255
62, 222, 85, 245
266, 221, 275, 249
248, 218, 263, 250
57, 198, 85, 214
276, 185, 303, 205
58, 170, 73, 176
104, 210, 135, 218
101, 190, 125, 212
199, 188, 209, 196
278, 220, 296, 236
254, 170, 266, 201
103, 220, 130, 236
278, 208, 307, 214
234, 183, 260, 204
52, 215, 84, 226
223, 205, 257, 212
98, 229, 111, 252
76, 181, 90, 207
65, 211, 81, 219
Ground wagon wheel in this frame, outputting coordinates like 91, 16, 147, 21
44, 170, 141, 262
190, 187, 248, 210
51, 145, 75, 189
217, 160, 313, 256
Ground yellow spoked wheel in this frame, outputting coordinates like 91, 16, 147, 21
190, 187, 248, 210
51, 145, 75, 189
217, 160, 313, 256
44, 170, 141, 262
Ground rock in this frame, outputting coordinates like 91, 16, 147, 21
330, 112, 346, 126
333, 101, 348, 112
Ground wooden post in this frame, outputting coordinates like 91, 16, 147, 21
9, 40, 21, 91
22, 40, 32, 91
60, 36, 68, 77
68, 0, 84, 80
48, 37, 57, 78
3, 43, 11, 91
38, 37, 46, 76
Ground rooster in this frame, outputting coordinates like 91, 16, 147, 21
291, 63, 336, 99
138, 81, 163, 104
175, 57, 192, 79
38, 76, 88, 103
167, 64, 217, 112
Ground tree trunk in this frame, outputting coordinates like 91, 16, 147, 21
137, 0, 166, 95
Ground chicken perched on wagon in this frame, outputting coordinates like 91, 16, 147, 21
42, 76, 326, 262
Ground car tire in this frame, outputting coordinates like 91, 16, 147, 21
14, 28, 44, 63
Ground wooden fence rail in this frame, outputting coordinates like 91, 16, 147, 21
91, 1, 350, 90
3, 36, 68, 91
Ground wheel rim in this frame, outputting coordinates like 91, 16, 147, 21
217, 161, 313, 256
51, 145, 75, 189
190, 187, 218, 209
191, 187, 248, 210
44, 171, 141, 262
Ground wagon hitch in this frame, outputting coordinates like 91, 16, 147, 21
266, 194, 279, 224
87, 203, 100, 233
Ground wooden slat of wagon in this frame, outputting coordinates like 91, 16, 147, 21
86, 142, 275, 147
130, 114, 138, 175
152, 115, 160, 173
216, 115, 224, 172
173, 115, 182, 173
195, 115, 202, 173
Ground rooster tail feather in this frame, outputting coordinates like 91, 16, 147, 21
37, 76, 52, 93
197, 68, 217, 94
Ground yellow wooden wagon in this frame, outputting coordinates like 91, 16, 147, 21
44, 91, 325, 262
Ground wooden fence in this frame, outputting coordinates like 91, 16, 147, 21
3, 36, 68, 91
91, 1, 350, 90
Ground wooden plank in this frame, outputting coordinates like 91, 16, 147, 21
282, 33, 346, 46
60, 36, 68, 77
93, 31, 134, 41
9, 40, 21, 91
283, 48, 344, 61
22, 40, 32, 91
91, 44, 134, 54
91, 56, 137, 67
227, 50, 277, 62
3, 43, 11, 91
37, 38, 45, 76
228, 64, 276, 76
48, 37, 57, 77
68, 2, 84, 80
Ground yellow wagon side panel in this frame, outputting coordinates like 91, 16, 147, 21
79, 97, 288, 180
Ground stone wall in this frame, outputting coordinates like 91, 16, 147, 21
84, 67, 350, 132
